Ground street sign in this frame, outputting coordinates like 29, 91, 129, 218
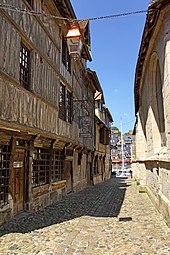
79, 116, 92, 138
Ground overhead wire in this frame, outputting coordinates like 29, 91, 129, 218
0, 3, 152, 23
115, 119, 135, 129
122, 120, 135, 125
0, 3, 142, 131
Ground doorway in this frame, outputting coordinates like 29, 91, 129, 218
13, 149, 25, 214
64, 161, 73, 193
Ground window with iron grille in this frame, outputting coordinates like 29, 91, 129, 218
32, 148, 50, 187
66, 90, 72, 123
26, 0, 33, 7
51, 150, 64, 182
62, 37, 71, 73
0, 145, 10, 207
59, 84, 66, 121
20, 44, 30, 89
59, 84, 72, 123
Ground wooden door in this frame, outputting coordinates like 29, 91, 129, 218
13, 149, 25, 214
64, 161, 73, 193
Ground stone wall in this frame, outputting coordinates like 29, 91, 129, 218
31, 181, 66, 212
133, 5, 170, 226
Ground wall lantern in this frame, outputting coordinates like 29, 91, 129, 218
66, 25, 83, 57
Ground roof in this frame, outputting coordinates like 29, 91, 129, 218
103, 106, 113, 123
114, 130, 119, 134
55, 0, 76, 20
134, 0, 169, 114
87, 68, 105, 104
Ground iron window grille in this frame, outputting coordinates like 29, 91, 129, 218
20, 44, 30, 89
0, 145, 10, 207
66, 90, 72, 123
59, 84, 66, 121
59, 84, 72, 123
32, 148, 50, 187
51, 150, 64, 182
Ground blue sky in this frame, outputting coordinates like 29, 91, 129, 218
70, 0, 150, 133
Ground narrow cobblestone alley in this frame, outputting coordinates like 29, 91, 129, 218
0, 178, 169, 255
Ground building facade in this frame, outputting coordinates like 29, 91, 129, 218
111, 129, 134, 170
0, 0, 110, 223
88, 70, 113, 185
133, 0, 170, 227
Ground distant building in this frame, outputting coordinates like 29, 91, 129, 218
124, 133, 135, 158
88, 69, 113, 184
111, 129, 134, 170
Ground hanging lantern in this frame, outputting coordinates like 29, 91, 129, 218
66, 25, 83, 57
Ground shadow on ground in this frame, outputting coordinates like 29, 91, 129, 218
0, 178, 131, 236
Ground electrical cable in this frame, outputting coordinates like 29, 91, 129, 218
0, 3, 153, 22
115, 119, 135, 128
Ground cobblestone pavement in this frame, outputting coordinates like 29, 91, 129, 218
0, 178, 170, 255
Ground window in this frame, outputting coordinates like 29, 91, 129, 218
100, 127, 110, 145
155, 62, 166, 146
66, 90, 72, 123
149, 55, 166, 150
59, 84, 66, 121
20, 44, 30, 89
32, 148, 50, 187
62, 37, 71, 72
51, 150, 64, 182
78, 152, 82, 165
93, 156, 98, 175
0, 145, 10, 207
59, 84, 72, 123
26, 0, 33, 7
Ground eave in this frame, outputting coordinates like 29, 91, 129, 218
87, 68, 105, 104
55, 0, 76, 19
103, 106, 113, 123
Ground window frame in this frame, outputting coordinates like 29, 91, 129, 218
51, 150, 64, 182
59, 84, 73, 124
0, 145, 11, 207
155, 61, 166, 146
100, 127, 110, 145
20, 43, 31, 90
62, 36, 71, 73
32, 148, 50, 187
66, 89, 72, 123
59, 84, 66, 121
93, 156, 98, 175
78, 152, 82, 165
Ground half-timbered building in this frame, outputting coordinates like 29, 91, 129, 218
87, 69, 113, 185
0, 0, 97, 223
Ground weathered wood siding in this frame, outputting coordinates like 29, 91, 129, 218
0, 16, 20, 80
1, 0, 61, 70
0, 0, 94, 149
0, 77, 83, 142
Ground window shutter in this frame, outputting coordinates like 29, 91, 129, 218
100, 127, 104, 144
